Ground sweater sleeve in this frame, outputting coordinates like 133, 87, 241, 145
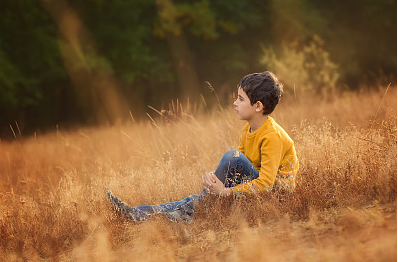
231, 132, 283, 194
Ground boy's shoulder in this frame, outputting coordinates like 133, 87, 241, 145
268, 117, 294, 143
252, 117, 293, 141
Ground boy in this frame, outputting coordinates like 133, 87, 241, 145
202, 71, 298, 196
107, 71, 299, 223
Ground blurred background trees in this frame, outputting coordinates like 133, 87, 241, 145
0, 0, 396, 137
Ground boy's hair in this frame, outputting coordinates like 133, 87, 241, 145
238, 71, 283, 115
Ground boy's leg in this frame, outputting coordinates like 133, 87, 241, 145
107, 189, 205, 223
214, 150, 259, 188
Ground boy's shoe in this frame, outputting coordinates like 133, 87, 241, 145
106, 189, 147, 222
165, 200, 195, 224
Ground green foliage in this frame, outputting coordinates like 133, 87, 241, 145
0, 49, 22, 110
260, 36, 339, 97
267, 0, 326, 42
0, 0, 395, 136
0, 0, 67, 122
307, 0, 397, 86
76, 0, 169, 83
154, 0, 218, 39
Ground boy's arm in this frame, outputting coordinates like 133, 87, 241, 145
231, 133, 283, 194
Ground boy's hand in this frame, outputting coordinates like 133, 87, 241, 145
201, 171, 215, 194
201, 172, 232, 196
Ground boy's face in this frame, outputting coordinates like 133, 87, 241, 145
233, 87, 258, 121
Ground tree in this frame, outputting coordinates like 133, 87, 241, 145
40, 0, 130, 124
0, 0, 69, 133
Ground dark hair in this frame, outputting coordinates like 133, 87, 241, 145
238, 71, 283, 115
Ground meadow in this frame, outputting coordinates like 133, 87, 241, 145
0, 86, 396, 261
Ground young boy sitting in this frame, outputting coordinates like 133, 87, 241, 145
107, 71, 299, 223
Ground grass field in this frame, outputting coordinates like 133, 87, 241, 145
0, 87, 396, 261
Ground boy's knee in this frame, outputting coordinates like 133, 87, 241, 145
221, 150, 241, 162
233, 150, 240, 157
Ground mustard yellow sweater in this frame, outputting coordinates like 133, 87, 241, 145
231, 117, 299, 194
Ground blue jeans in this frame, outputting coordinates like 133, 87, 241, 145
214, 149, 259, 187
107, 150, 258, 223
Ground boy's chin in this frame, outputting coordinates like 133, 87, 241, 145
236, 112, 248, 120
237, 115, 246, 121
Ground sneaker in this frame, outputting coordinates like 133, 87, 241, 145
106, 189, 147, 222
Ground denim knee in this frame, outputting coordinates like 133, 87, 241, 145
219, 150, 241, 167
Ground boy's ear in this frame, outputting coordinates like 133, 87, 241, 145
255, 101, 264, 112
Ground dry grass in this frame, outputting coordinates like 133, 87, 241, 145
0, 87, 396, 261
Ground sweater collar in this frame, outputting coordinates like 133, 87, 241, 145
248, 116, 273, 135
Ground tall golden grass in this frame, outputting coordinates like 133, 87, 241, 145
0, 87, 396, 261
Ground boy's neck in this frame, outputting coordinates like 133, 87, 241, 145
248, 114, 269, 133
